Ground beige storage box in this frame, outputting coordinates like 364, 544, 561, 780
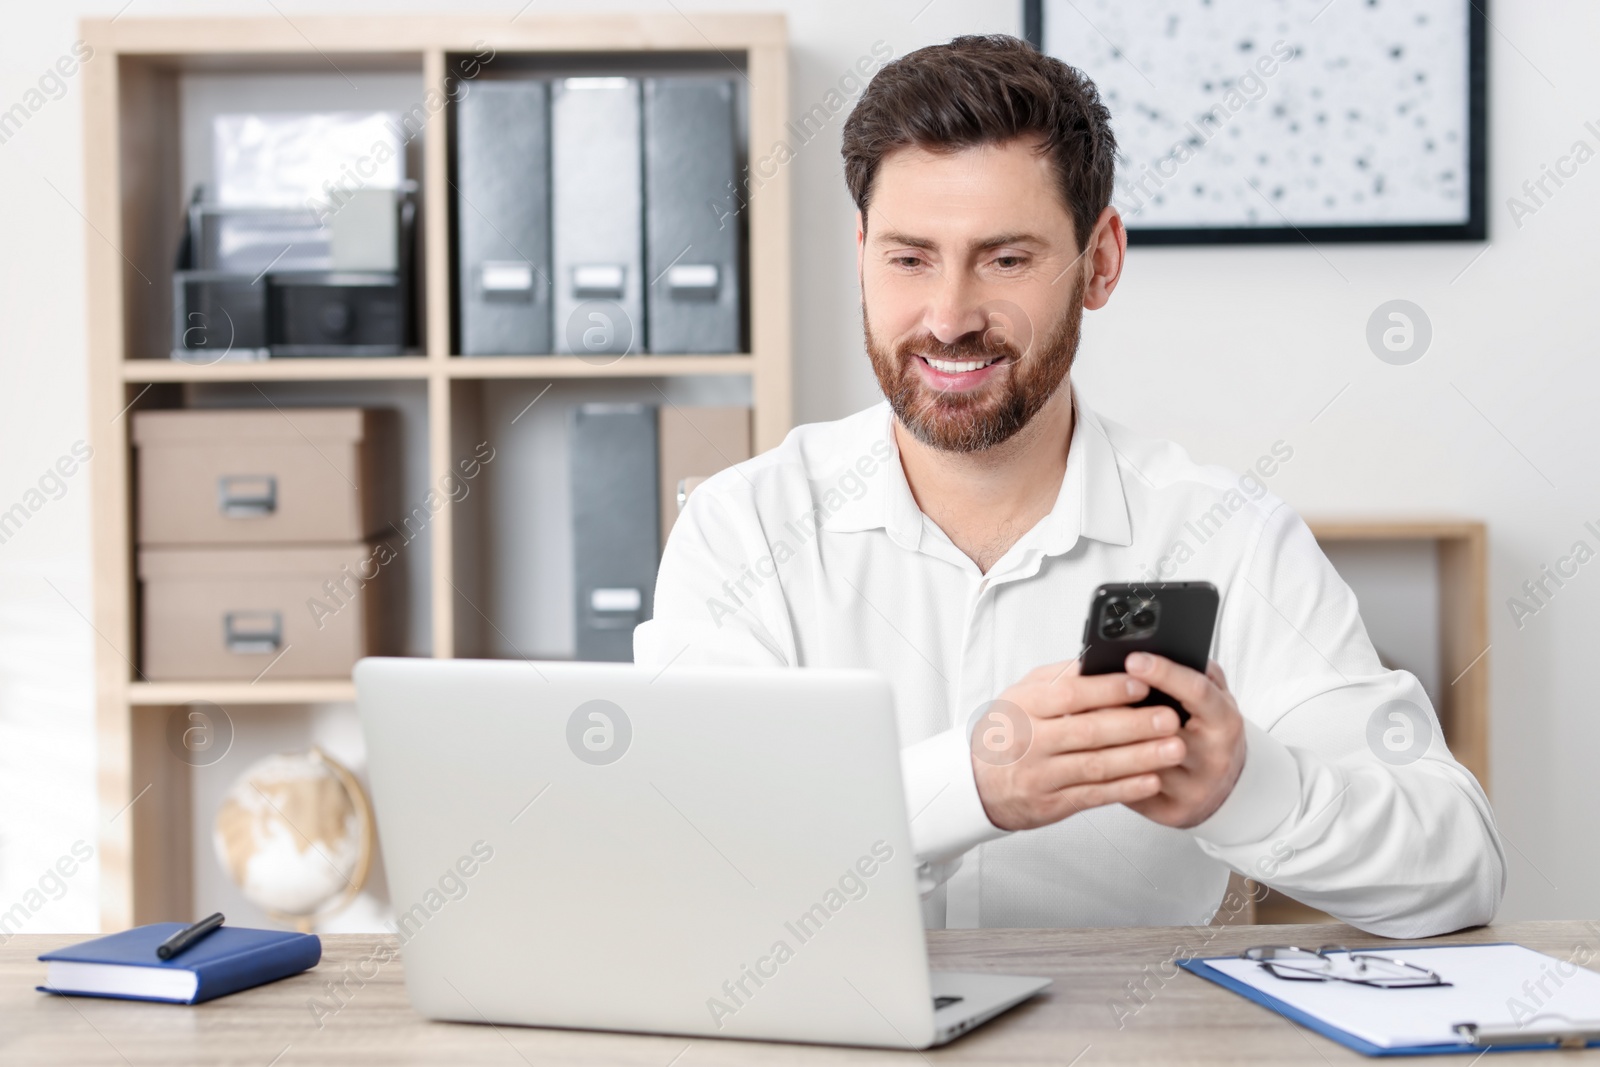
139, 544, 399, 680
657, 405, 752, 547
134, 408, 396, 545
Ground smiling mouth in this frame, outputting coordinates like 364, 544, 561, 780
918, 354, 1006, 374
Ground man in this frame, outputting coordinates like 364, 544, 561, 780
634, 35, 1502, 936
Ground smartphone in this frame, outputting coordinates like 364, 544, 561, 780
1080, 581, 1219, 726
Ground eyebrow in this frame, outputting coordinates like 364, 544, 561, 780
873, 230, 1044, 252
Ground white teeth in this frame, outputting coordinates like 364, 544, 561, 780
925, 356, 998, 374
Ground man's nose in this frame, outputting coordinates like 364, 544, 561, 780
923, 271, 989, 345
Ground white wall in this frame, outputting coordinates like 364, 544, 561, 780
0, 0, 1594, 933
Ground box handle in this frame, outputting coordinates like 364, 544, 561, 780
224, 610, 283, 654
676, 476, 709, 512
218, 474, 277, 518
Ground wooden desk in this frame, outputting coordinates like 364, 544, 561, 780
6, 921, 1598, 1064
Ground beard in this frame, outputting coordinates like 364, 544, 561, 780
864, 286, 1084, 454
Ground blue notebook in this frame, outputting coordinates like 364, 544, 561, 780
38, 923, 321, 1004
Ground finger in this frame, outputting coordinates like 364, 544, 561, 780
1034, 658, 1080, 686
1048, 773, 1164, 820
1057, 672, 1150, 716
1035, 704, 1181, 754
1014, 671, 1148, 719
1039, 735, 1188, 790
1205, 659, 1228, 690
1124, 652, 1217, 720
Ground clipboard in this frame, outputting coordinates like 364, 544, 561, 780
1180, 943, 1600, 1056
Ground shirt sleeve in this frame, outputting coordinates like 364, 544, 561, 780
900, 729, 1010, 895
1191, 504, 1506, 938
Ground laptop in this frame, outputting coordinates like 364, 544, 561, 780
354, 657, 1050, 1049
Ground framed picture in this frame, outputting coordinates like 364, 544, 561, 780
1023, 0, 1487, 244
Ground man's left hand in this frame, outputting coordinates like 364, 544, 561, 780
1121, 653, 1247, 829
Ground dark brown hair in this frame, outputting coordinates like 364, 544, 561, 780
841, 34, 1116, 250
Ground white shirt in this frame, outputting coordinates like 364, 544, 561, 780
634, 397, 1505, 936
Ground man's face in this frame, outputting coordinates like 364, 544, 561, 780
858, 137, 1088, 453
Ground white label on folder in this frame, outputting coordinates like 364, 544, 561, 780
666, 264, 719, 293
591, 588, 642, 613
481, 261, 534, 292
572, 264, 626, 297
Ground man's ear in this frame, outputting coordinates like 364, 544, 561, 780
1081, 206, 1127, 311
855, 209, 866, 275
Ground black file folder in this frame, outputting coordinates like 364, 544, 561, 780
643, 77, 743, 354
570, 403, 659, 661
457, 80, 552, 355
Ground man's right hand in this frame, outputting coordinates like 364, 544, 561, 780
970, 660, 1186, 832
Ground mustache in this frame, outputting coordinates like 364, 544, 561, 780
896, 330, 1022, 364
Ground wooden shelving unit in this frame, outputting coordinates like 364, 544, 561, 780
81, 13, 790, 931
1306, 519, 1489, 791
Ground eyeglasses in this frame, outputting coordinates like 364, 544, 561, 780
1240, 945, 1451, 989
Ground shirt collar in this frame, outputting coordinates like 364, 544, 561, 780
816, 402, 921, 547
820, 392, 1133, 556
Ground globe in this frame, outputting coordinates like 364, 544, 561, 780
213, 747, 375, 931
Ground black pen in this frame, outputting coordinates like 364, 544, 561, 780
156, 912, 225, 960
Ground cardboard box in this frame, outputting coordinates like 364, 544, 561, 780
139, 543, 399, 680
657, 405, 751, 547
134, 408, 396, 546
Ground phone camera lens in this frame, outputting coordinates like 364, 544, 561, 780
1107, 599, 1130, 618
1103, 620, 1125, 637
1131, 610, 1155, 628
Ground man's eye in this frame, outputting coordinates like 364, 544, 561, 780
892, 256, 922, 268
994, 256, 1025, 269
